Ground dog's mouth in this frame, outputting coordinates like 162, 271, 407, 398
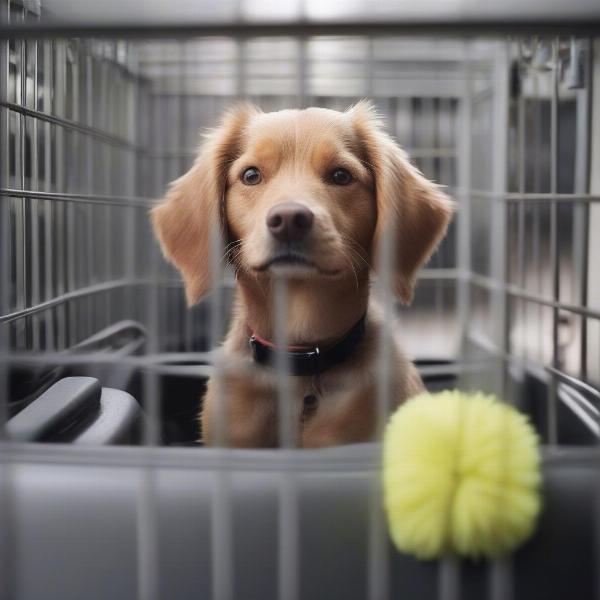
254, 251, 339, 276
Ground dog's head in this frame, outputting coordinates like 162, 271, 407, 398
151, 101, 453, 305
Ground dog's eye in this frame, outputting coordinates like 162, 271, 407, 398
331, 168, 352, 186
242, 167, 262, 186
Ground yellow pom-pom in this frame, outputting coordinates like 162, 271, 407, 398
383, 390, 542, 560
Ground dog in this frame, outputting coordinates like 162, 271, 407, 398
151, 100, 453, 448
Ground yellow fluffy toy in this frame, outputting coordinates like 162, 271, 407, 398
383, 390, 542, 560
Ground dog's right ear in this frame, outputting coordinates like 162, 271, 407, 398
150, 104, 258, 305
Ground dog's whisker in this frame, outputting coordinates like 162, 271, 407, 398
223, 239, 242, 253
338, 252, 359, 291
222, 239, 242, 256
340, 236, 373, 272
223, 247, 240, 262
347, 244, 372, 271
221, 241, 243, 266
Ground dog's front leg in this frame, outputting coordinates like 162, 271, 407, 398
200, 374, 278, 448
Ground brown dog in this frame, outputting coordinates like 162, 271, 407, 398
151, 101, 453, 447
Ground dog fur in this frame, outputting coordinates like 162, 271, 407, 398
151, 101, 453, 447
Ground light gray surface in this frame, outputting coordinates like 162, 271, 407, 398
0, 444, 595, 600
36, 0, 600, 26
74, 387, 141, 445
6, 378, 141, 445
6, 378, 100, 442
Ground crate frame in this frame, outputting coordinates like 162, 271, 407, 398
1, 1, 600, 599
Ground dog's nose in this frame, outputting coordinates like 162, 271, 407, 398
266, 202, 314, 243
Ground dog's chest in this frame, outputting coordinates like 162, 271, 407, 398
242, 355, 371, 404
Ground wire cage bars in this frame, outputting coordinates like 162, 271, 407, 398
1, 0, 600, 599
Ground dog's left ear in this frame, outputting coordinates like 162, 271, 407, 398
349, 100, 454, 304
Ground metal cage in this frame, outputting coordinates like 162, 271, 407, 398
1, 1, 600, 599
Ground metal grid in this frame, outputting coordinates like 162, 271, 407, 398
1, 1, 600, 599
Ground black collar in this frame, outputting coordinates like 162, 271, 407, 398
248, 315, 367, 377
